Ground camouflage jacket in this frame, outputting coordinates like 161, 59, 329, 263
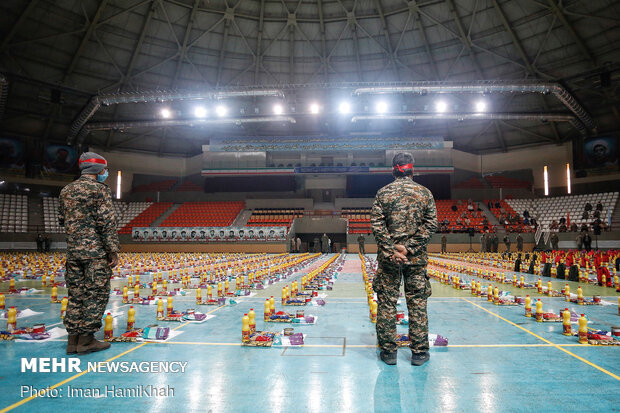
371, 176, 437, 267
59, 175, 120, 260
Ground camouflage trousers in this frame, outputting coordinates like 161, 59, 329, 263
374, 263, 431, 353
64, 258, 111, 335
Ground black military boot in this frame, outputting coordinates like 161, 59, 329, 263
411, 351, 430, 366
66, 334, 78, 355
379, 350, 397, 365
77, 333, 111, 355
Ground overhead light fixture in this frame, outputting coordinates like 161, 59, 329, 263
475, 100, 487, 112
194, 106, 207, 118
435, 101, 447, 113
339, 102, 351, 114
566, 163, 571, 194
216, 105, 228, 117
116, 171, 122, 200
309, 103, 320, 114
273, 104, 284, 115
543, 165, 549, 196
376, 101, 388, 114
160, 108, 171, 118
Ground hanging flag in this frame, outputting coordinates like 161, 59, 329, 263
566, 212, 570, 227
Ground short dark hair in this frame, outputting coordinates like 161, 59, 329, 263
392, 152, 414, 177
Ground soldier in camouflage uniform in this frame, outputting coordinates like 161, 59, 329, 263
59, 152, 119, 355
371, 153, 437, 366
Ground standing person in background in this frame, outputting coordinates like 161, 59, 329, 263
296, 236, 302, 253
516, 233, 523, 252
480, 233, 486, 252
583, 232, 592, 251
371, 153, 438, 366
321, 233, 330, 253
44, 236, 51, 252
59, 152, 119, 355
492, 233, 499, 253
36, 234, 43, 252
441, 234, 447, 254
550, 232, 559, 250
290, 237, 296, 253
357, 234, 366, 254
503, 235, 511, 252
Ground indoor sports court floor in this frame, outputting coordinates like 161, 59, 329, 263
1, 253, 618, 412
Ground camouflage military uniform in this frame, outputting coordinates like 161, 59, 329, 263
371, 176, 437, 353
357, 235, 365, 254
59, 175, 119, 335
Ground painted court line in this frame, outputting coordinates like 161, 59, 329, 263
0, 304, 226, 413
461, 298, 620, 381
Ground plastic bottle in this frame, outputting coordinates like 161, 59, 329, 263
493, 286, 500, 305
7, 306, 17, 332
128, 274, 133, 286
547, 281, 553, 297
134, 283, 140, 299
217, 282, 223, 297
242, 313, 250, 343
0, 293, 5, 310
157, 299, 164, 318
264, 298, 271, 321
248, 308, 256, 334
207, 284, 212, 300
577, 286, 583, 305
167, 296, 173, 316
537, 278, 542, 294
60, 296, 68, 319
564, 284, 570, 302
127, 306, 135, 330
269, 296, 275, 314
525, 295, 532, 317
51, 286, 58, 303
476, 281, 481, 296
122, 285, 128, 303
519, 275, 524, 288
104, 313, 114, 340
282, 287, 287, 305
562, 308, 571, 336
535, 299, 543, 322
152, 280, 158, 295
578, 314, 588, 344
487, 285, 493, 302
42, 274, 47, 287
136, 274, 140, 285
370, 300, 378, 323
225, 279, 229, 294
162, 279, 168, 292
196, 288, 202, 304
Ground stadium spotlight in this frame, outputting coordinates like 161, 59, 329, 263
435, 100, 447, 113
273, 104, 284, 115
194, 106, 207, 118
116, 171, 122, 200
566, 163, 571, 194
160, 108, 171, 118
309, 103, 320, 114
543, 165, 549, 196
215, 105, 228, 117
475, 100, 487, 112
338, 102, 351, 114
376, 101, 388, 114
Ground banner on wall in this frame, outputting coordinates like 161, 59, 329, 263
132, 226, 288, 242
573, 135, 619, 176
209, 136, 445, 152
0, 137, 25, 170
43, 144, 79, 174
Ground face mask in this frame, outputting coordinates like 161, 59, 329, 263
97, 170, 109, 183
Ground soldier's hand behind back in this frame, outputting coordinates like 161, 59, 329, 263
108, 252, 119, 268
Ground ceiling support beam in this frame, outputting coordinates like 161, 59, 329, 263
408, 1, 439, 80
317, 0, 329, 82
288, 24, 295, 84
216, 8, 234, 87
63, 0, 109, 83
106, 1, 156, 150
546, 0, 596, 65
254, 0, 266, 83
0, 0, 40, 52
173, 0, 201, 87
373, 0, 400, 81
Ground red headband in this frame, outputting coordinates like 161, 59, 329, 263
394, 163, 413, 173
79, 158, 107, 165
